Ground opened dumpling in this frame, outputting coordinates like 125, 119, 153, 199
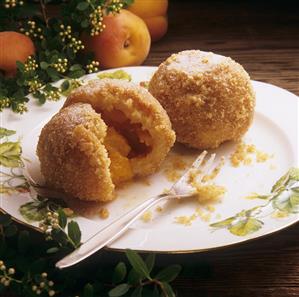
63, 78, 176, 177
37, 79, 176, 202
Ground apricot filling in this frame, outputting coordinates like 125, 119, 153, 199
102, 109, 153, 185
104, 127, 133, 185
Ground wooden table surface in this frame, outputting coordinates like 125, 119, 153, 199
143, 1, 299, 296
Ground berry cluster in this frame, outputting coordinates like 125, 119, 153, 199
110, 0, 124, 13
24, 56, 38, 73
89, 6, 105, 36
31, 272, 55, 296
14, 102, 28, 114
0, 261, 15, 287
39, 212, 59, 241
20, 20, 44, 40
59, 24, 84, 53
3, 0, 23, 9
28, 79, 43, 93
52, 58, 68, 73
86, 60, 100, 73
0, 98, 11, 112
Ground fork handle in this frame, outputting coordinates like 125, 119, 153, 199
56, 193, 172, 269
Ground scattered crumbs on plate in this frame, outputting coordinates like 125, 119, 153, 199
163, 154, 190, 182
175, 205, 216, 226
141, 210, 152, 223
202, 156, 225, 182
174, 214, 197, 226
195, 207, 211, 222
205, 204, 216, 212
230, 141, 273, 167
272, 210, 288, 219
99, 208, 109, 219
156, 206, 163, 212
190, 181, 226, 204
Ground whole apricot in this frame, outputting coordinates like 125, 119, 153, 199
128, 0, 168, 41
82, 10, 151, 69
0, 31, 35, 77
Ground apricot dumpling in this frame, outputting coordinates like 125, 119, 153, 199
37, 79, 175, 202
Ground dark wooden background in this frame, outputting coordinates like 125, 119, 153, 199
143, 1, 299, 296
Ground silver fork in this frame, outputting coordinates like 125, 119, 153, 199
51, 150, 215, 268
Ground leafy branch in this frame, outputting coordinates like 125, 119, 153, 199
0, 213, 181, 297
0, 0, 133, 113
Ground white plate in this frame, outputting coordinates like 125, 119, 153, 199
1, 66, 299, 253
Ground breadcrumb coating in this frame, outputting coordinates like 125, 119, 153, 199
149, 50, 256, 149
37, 103, 115, 202
64, 78, 176, 176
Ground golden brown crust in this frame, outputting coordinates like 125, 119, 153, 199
148, 50, 256, 149
37, 103, 115, 202
63, 78, 176, 176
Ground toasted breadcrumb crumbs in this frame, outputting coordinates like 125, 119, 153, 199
163, 155, 189, 182
175, 214, 197, 226
230, 141, 271, 167
156, 206, 163, 212
206, 205, 215, 212
195, 208, 211, 222
99, 208, 109, 219
141, 211, 152, 222
202, 156, 225, 182
195, 184, 227, 203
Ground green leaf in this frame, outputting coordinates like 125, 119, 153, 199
77, 2, 89, 11
18, 230, 30, 253
127, 268, 142, 285
68, 221, 81, 247
83, 283, 94, 297
155, 265, 181, 282
40, 61, 49, 70
228, 218, 263, 236
4, 224, 18, 237
160, 282, 175, 297
145, 253, 155, 273
125, 249, 151, 279
19, 201, 48, 222
108, 283, 130, 297
68, 69, 85, 78
81, 19, 89, 28
130, 287, 143, 297
16, 61, 25, 72
46, 67, 60, 81
60, 80, 70, 92
58, 208, 67, 229
210, 217, 235, 228
113, 262, 127, 284
46, 247, 59, 254
69, 64, 83, 72
0, 127, 15, 138
0, 141, 22, 167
